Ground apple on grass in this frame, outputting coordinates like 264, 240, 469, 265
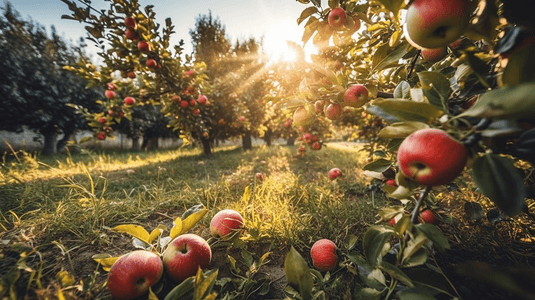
107, 250, 163, 300
162, 234, 211, 283
210, 209, 244, 240
343, 84, 369, 108
328, 7, 347, 30
310, 239, 338, 272
404, 0, 471, 49
397, 128, 468, 186
328, 168, 342, 180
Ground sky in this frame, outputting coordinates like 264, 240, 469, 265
7, 0, 316, 63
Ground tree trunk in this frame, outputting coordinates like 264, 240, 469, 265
41, 129, 57, 156
200, 136, 212, 157
146, 137, 159, 151
287, 136, 296, 146
56, 127, 75, 153
131, 136, 140, 151
264, 128, 272, 146
242, 131, 252, 150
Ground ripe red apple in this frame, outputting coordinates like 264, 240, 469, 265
310, 135, 319, 143
311, 142, 322, 150
302, 132, 312, 143
404, 0, 471, 49
328, 168, 342, 180
125, 28, 139, 40
192, 108, 200, 116
98, 117, 107, 124
171, 95, 181, 103
210, 209, 244, 240
298, 145, 306, 153
146, 59, 157, 68
385, 179, 397, 187
184, 69, 195, 76
293, 106, 315, 127
325, 103, 342, 120
162, 234, 211, 283
127, 71, 136, 79
96, 132, 106, 140
284, 119, 293, 128
105, 90, 116, 99
107, 83, 117, 91
239, 116, 246, 122
421, 47, 448, 63
124, 17, 136, 29
310, 239, 338, 272
256, 172, 264, 181
397, 128, 468, 186
138, 41, 150, 52
328, 7, 347, 30
197, 94, 208, 105
189, 99, 197, 107
419, 209, 439, 224
124, 96, 136, 105
343, 84, 369, 108
107, 250, 163, 300
180, 100, 189, 108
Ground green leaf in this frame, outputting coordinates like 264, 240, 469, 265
417, 71, 451, 110
377, 122, 429, 139
372, 42, 410, 73
354, 287, 382, 300
362, 158, 392, 173
344, 234, 358, 251
414, 224, 450, 252
297, 7, 319, 25
284, 246, 313, 300
164, 277, 194, 300
363, 226, 394, 267
464, 51, 492, 89
112, 224, 150, 244
471, 154, 526, 216
402, 248, 428, 267
328, 0, 338, 9
394, 81, 411, 99
397, 288, 437, 300
367, 99, 444, 124
376, 0, 405, 15
458, 83, 535, 120
379, 261, 414, 288
502, 43, 535, 85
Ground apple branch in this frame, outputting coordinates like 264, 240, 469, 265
407, 49, 421, 79
410, 185, 432, 224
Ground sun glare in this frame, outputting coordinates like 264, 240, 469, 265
264, 20, 314, 64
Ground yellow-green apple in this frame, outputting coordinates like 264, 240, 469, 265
180, 100, 189, 108
198, 95, 208, 105
293, 106, 315, 127
328, 168, 342, 180
404, 0, 471, 49
397, 128, 467, 186
310, 239, 338, 271
210, 209, 244, 240
96, 132, 106, 141
138, 41, 150, 52
107, 250, 163, 300
192, 108, 200, 116
311, 141, 322, 150
343, 84, 369, 108
421, 47, 448, 63
125, 28, 139, 40
124, 96, 136, 105
146, 59, 157, 68
162, 234, 211, 283
328, 7, 347, 30
105, 90, 116, 99
325, 103, 342, 120
124, 17, 136, 29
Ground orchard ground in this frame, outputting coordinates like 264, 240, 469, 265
1, 144, 534, 299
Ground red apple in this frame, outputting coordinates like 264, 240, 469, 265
256, 172, 264, 181
311, 142, 322, 150
162, 234, 211, 283
107, 83, 117, 91
96, 132, 106, 140
210, 209, 244, 240
239, 116, 246, 122
197, 94, 208, 105
189, 99, 197, 107
172, 95, 181, 103
328, 7, 347, 30
343, 84, 369, 108
105, 90, 116, 99
184, 69, 195, 76
138, 41, 150, 52
108, 110, 115, 116
385, 179, 397, 187
124, 17, 136, 29
325, 103, 342, 120
125, 28, 139, 40
98, 117, 107, 124
127, 71, 136, 79
310, 239, 338, 272
310, 135, 319, 142
107, 250, 163, 300
302, 132, 312, 143
124, 96, 136, 105
192, 108, 200, 116
397, 128, 468, 186
404, 0, 471, 49
421, 47, 448, 63
419, 209, 439, 224
180, 100, 189, 108
293, 106, 315, 127
328, 168, 342, 180
284, 119, 293, 128
146, 59, 157, 68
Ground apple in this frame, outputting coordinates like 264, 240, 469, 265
127, 71, 136, 79
180, 100, 189, 108
146, 59, 157, 68
184, 69, 195, 76
210, 209, 244, 240
328, 7, 347, 30
310, 135, 319, 143
385, 179, 397, 187
198, 94, 208, 105
293, 106, 315, 127
105, 90, 116, 99
314, 100, 326, 114
302, 132, 312, 143
328, 168, 342, 180
98, 117, 107, 124
310, 239, 337, 272
107, 83, 117, 91
325, 103, 342, 120
162, 234, 211, 283
192, 108, 200, 116
125, 28, 139, 40
397, 128, 468, 186
189, 99, 197, 107
124, 96, 136, 105
96, 132, 106, 140
108, 110, 115, 116
171, 95, 181, 103
219, 119, 226, 125
256, 172, 264, 181
107, 250, 163, 300
419, 209, 439, 224
202, 131, 209, 138
404, 0, 471, 49
284, 119, 293, 128
449, 38, 463, 49
138, 41, 150, 52
311, 142, 322, 150
298, 145, 306, 153
421, 47, 448, 63
124, 17, 136, 29
239, 116, 246, 122
343, 84, 369, 108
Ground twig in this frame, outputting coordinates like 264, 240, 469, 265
411, 185, 432, 224
407, 49, 421, 79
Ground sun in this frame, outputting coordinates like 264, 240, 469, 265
263, 20, 315, 63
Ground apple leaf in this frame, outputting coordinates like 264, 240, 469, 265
354, 287, 382, 300
402, 248, 428, 268
414, 224, 450, 252
346, 253, 386, 290
194, 268, 219, 300
302, 16, 319, 45
362, 158, 392, 173
91, 253, 120, 272
148, 224, 167, 244
379, 261, 414, 288
502, 41, 535, 85
402, 231, 428, 263
471, 154, 526, 216
112, 224, 150, 244
377, 121, 429, 139
371, 42, 410, 73
297, 7, 318, 25
366, 99, 444, 124
393, 81, 411, 99
417, 71, 451, 110
344, 234, 358, 251
514, 127, 535, 164
376, 0, 405, 15
169, 217, 183, 240
363, 226, 394, 267
376, 206, 405, 223
284, 246, 313, 300
178, 208, 208, 236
